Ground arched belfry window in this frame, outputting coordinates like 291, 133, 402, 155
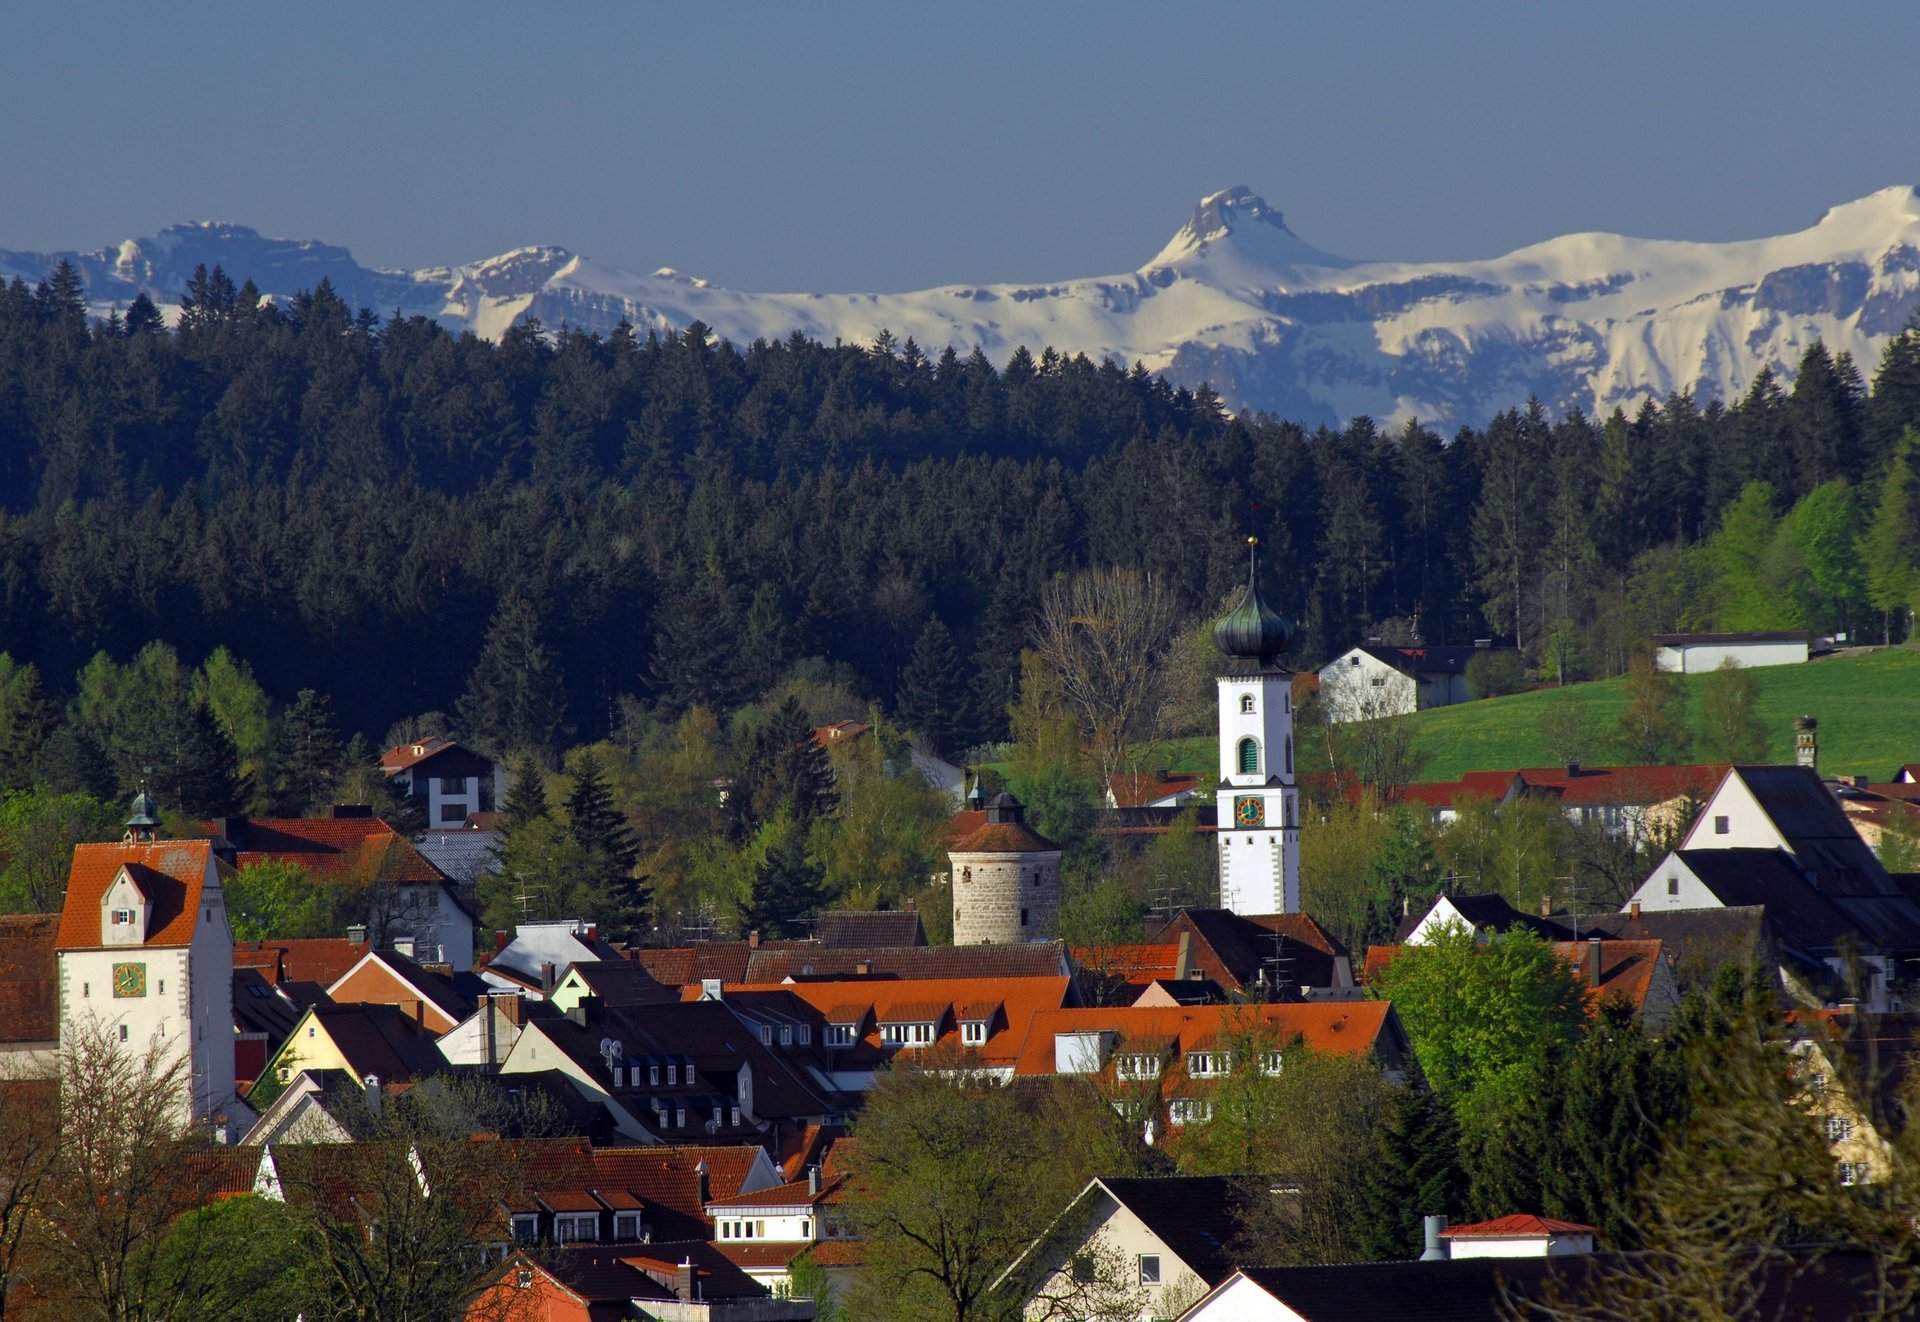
1237, 738, 1260, 776
1240, 694, 1256, 714
1285, 736, 1293, 775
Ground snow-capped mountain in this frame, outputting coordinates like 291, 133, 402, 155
7, 186, 1920, 427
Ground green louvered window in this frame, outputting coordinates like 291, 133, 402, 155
1237, 738, 1260, 775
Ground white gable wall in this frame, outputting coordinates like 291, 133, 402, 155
1017, 1190, 1210, 1322
1681, 772, 1787, 853
1317, 650, 1417, 722
1623, 852, 1727, 913
1176, 1275, 1302, 1322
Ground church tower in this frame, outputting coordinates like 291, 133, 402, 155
1213, 538, 1300, 915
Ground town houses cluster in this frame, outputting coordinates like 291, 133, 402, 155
3, 560, 1917, 1322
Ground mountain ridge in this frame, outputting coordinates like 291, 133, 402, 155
6, 188, 1920, 427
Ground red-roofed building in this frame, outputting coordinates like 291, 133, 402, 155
56, 839, 240, 1127
1363, 937, 1678, 1027
379, 736, 506, 832
1441, 1213, 1596, 1258
1010, 1002, 1413, 1141
467, 1242, 808, 1322
1105, 770, 1200, 810
210, 811, 476, 969
1392, 763, 1727, 843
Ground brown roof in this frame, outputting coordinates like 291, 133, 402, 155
0, 914, 59, 1044
1011, 1002, 1397, 1076
951, 821, 1060, 854
947, 809, 986, 845
1107, 771, 1201, 808
291, 1002, 448, 1085
716, 976, 1073, 1070
218, 815, 447, 885
377, 736, 459, 773
234, 938, 371, 986
633, 945, 754, 987
810, 910, 926, 948
56, 841, 220, 951
1362, 939, 1666, 1015
707, 1174, 844, 1212
743, 941, 1066, 983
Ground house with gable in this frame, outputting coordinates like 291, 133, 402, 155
468, 1243, 813, 1322
242, 999, 450, 1139
996, 1174, 1246, 1321
1317, 642, 1498, 721
1393, 762, 1726, 843
379, 734, 507, 830
1142, 909, 1355, 999
209, 809, 476, 969
55, 820, 244, 1130
1623, 765, 1920, 1011
481, 919, 627, 997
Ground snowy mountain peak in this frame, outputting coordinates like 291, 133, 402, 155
1813, 184, 1920, 234
1146, 185, 1353, 274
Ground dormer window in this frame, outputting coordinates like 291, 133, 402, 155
962, 1020, 987, 1046
1115, 1053, 1160, 1079
111, 908, 134, 925
826, 1024, 857, 1047
880, 1021, 936, 1047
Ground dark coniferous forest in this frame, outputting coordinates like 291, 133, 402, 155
3, 261, 1920, 767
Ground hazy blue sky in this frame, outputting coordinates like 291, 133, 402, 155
4, 2, 1917, 292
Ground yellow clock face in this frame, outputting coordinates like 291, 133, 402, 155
1234, 796, 1265, 828
112, 962, 147, 998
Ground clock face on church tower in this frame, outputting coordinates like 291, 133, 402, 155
1233, 796, 1265, 829
112, 962, 147, 998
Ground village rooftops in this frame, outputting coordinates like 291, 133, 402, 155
204, 812, 450, 885
234, 937, 372, 987
1364, 939, 1674, 1020
55, 840, 224, 951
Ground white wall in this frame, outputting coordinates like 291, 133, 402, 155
1448, 1232, 1593, 1259
1216, 672, 1299, 915
1317, 651, 1417, 722
1679, 772, 1785, 853
1622, 851, 1725, 912
1655, 640, 1807, 674
1175, 1275, 1299, 1322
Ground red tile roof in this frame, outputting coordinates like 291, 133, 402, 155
712, 976, 1073, 1070
1107, 772, 1201, 808
1392, 764, 1728, 812
947, 810, 986, 845
812, 721, 871, 747
1072, 944, 1181, 981
378, 736, 459, 773
217, 816, 447, 885
234, 938, 371, 987
0, 914, 59, 1044
1442, 1214, 1595, 1238
707, 1174, 844, 1212
56, 841, 220, 951
1011, 1002, 1396, 1077
950, 821, 1059, 854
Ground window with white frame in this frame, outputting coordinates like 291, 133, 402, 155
685, 1063, 696, 1087
667, 1064, 679, 1086
1240, 694, 1255, 714
798, 1024, 812, 1045
554, 1213, 597, 1243
760, 1024, 774, 1045
614, 1212, 642, 1240
1138, 1254, 1161, 1285
649, 1064, 661, 1085
1840, 1161, 1862, 1186
1827, 1115, 1854, 1142
1168, 1098, 1212, 1126
730, 1105, 741, 1126
511, 1214, 539, 1243
880, 1021, 935, 1046
827, 1023, 857, 1047
780, 1024, 792, 1046
962, 1020, 987, 1046
110, 908, 133, 925
1259, 1051, 1285, 1076
1115, 1053, 1160, 1080
1186, 1050, 1231, 1077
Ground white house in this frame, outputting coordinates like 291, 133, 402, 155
1316, 643, 1489, 722
1440, 1214, 1596, 1259
1652, 631, 1811, 673
55, 835, 243, 1131
379, 736, 508, 830
996, 1175, 1244, 1321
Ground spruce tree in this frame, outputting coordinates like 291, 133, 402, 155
0, 662, 54, 792
649, 571, 751, 712
498, 754, 550, 835
738, 819, 827, 939
1864, 433, 1920, 643
1354, 1087, 1465, 1261
745, 696, 837, 828
895, 616, 972, 758
457, 592, 566, 759
565, 749, 647, 935
271, 688, 344, 815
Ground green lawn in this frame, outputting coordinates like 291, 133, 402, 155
1025, 648, 1920, 790
1405, 648, 1920, 782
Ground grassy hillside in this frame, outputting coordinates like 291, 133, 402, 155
1142, 649, 1920, 786
1406, 648, 1920, 782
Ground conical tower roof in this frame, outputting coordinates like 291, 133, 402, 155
1213, 537, 1294, 667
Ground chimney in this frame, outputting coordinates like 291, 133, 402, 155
1588, 936, 1603, 989
411, 998, 424, 1026
346, 924, 368, 945
808, 1164, 821, 1197
495, 930, 510, 953
701, 978, 723, 1002
1174, 931, 1194, 982
675, 1259, 697, 1303
567, 994, 598, 1027
1565, 761, 1580, 777
1795, 716, 1818, 771
1539, 895, 1552, 919
855, 960, 872, 976
695, 1159, 710, 1204
540, 961, 556, 994
748, 930, 761, 949
1421, 1215, 1448, 1261
1628, 899, 1641, 921
363, 1073, 382, 1115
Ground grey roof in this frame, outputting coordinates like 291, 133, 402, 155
1602, 905, 1773, 993
1349, 644, 1487, 678
564, 960, 679, 1007
413, 829, 502, 883
1668, 850, 1862, 953
810, 910, 927, 948
1733, 766, 1892, 897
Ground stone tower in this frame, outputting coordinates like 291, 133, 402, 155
1213, 537, 1301, 915
949, 792, 1060, 944
1795, 715, 1818, 771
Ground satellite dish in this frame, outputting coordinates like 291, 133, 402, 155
611, 1040, 624, 1059
600, 1037, 615, 1056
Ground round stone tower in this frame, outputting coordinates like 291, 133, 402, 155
949, 792, 1060, 945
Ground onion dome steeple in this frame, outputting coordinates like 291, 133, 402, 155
124, 781, 159, 843
1212, 536, 1295, 668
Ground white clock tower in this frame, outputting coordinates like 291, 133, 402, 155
1213, 538, 1300, 915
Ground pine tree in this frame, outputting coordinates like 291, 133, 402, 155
565, 749, 647, 935
744, 696, 838, 830
1354, 1087, 1465, 1261
498, 754, 550, 835
0, 661, 54, 791
738, 818, 827, 939
649, 571, 751, 712
457, 592, 567, 759
895, 616, 972, 758
270, 688, 344, 815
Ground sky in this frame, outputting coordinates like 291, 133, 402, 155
3, 2, 1918, 293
